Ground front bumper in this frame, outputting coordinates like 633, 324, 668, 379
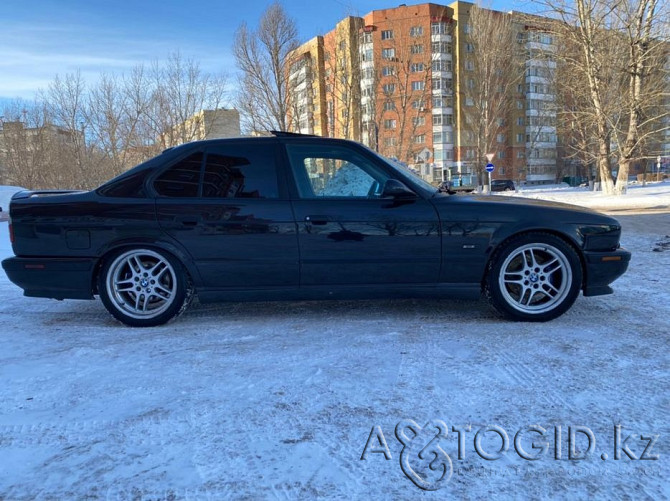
2, 257, 97, 300
582, 248, 631, 297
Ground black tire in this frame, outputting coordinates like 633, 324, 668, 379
98, 247, 193, 327
484, 233, 582, 322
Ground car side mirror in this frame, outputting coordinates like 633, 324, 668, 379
381, 179, 417, 199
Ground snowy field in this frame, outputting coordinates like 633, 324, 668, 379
0, 186, 669, 499
499, 179, 670, 212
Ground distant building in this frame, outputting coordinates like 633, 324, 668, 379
160, 109, 241, 148
0, 120, 81, 152
287, 2, 563, 184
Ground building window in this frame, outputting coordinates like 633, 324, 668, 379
496, 118, 506, 126
465, 60, 474, 71
411, 63, 425, 72
383, 100, 396, 111
414, 134, 426, 144
412, 99, 425, 109
413, 116, 426, 126
497, 134, 505, 143
517, 100, 523, 109
411, 44, 424, 54
516, 133, 524, 143
466, 149, 475, 159
360, 32, 373, 44
433, 131, 453, 143
412, 81, 425, 91
384, 119, 397, 129
382, 48, 395, 59
431, 22, 449, 35
410, 26, 423, 37
361, 49, 373, 61
517, 151, 525, 159
464, 23, 472, 34
384, 137, 397, 146
497, 151, 506, 159
466, 78, 475, 89
465, 97, 474, 106
465, 43, 474, 53
383, 83, 396, 94
517, 117, 524, 126
432, 41, 452, 53
382, 66, 395, 76
433, 60, 452, 72
432, 114, 453, 126
381, 30, 394, 40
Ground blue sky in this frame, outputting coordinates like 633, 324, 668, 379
1, 0, 527, 102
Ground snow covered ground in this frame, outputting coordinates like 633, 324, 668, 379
0, 188, 669, 499
498, 179, 670, 212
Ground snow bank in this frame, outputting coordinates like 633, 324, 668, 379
500, 180, 670, 210
0, 186, 25, 212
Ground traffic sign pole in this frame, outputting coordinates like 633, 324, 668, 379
485, 162, 495, 194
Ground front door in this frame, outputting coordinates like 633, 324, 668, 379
284, 141, 441, 286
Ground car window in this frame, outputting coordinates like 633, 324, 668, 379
285, 143, 389, 198
202, 144, 278, 199
153, 144, 279, 199
154, 152, 204, 197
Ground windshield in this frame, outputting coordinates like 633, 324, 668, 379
362, 145, 439, 195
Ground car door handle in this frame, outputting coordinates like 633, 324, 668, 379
305, 215, 331, 225
177, 216, 199, 226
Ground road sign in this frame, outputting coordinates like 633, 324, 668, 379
485, 153, 495, 162
486, 163, 495, 173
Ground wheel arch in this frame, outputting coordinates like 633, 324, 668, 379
92, 239, 202, 295
482, 229, 587, 289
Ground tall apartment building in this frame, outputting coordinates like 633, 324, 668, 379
289, 1, 561, 184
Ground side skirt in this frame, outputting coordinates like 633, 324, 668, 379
197, 283, 481, 304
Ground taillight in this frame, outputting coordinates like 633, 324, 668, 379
8, 216, 13, 244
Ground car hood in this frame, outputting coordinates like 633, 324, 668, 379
471, 194, 599, 213
434, 193, 619, 224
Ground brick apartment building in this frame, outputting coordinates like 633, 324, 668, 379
288, 1, 561, 185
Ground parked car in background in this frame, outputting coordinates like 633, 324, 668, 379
491, 179, 516, 192
2, 133, 630, 327
562, 176, 590, 187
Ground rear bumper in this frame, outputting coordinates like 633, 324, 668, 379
2, 257, 96, 300
582, 248, 631, 297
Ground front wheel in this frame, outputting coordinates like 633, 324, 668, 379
98, 248, 192, 327
484, 233, 582, 322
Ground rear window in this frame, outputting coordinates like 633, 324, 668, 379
153, 143, 279, 199
154, 152, 204, 197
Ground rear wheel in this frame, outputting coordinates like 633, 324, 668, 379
485, 233, 582, 321
98, 248, 192, 327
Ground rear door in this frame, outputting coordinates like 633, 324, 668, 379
154, 140, 299, 289
283, 140, 441, 286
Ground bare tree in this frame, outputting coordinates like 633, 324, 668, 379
1, 100, 52, 188
233, 2, 299, 132
2, 53, 228, 190
363, 22, 434, 164
611, 0, 669, 193
323, 20, 363, 140
462, 5, 525, 187
150, 53, 228, 148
